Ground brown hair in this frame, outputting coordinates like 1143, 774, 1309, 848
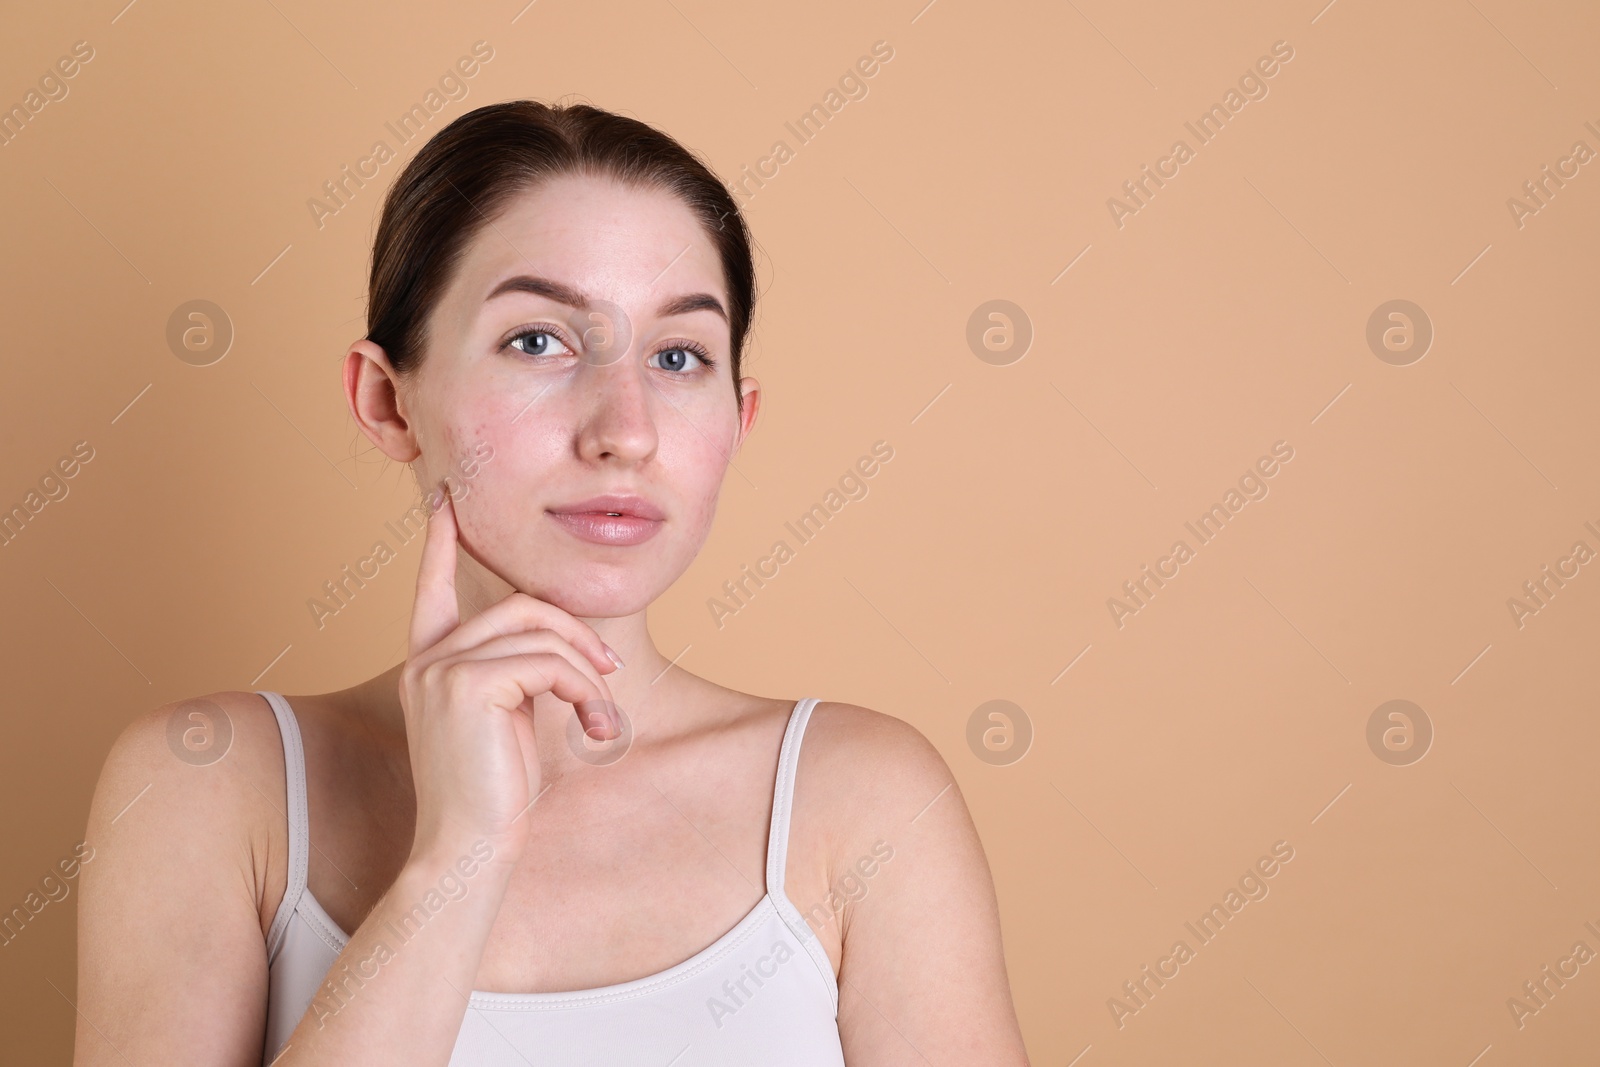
365, 100, 755, 401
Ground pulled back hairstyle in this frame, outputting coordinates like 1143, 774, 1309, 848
365, 100, 755, 401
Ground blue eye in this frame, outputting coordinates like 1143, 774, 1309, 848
651, 345, 715, 373
508, 329, 572, 358
655, 348, 693, 372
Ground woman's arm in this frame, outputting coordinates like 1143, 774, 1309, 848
813, 705, 1032, 1066
76, 496, 620, 1065
73, 694, 515, 1066
75, 696, 281, 1065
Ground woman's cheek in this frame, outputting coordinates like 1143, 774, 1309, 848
677, 469, 728, 549
457, 462, 531, 556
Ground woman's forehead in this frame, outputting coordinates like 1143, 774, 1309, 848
457, 176, 724, 308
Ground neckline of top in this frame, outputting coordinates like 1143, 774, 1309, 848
296, 881, 783, 1009
258, 690, 822, 1009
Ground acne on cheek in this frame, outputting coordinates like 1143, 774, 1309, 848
674, 466, 727, 538
676, 424, 739, 507
428, 421, 498, 502
449, 464, 521, 566
677, 497, 715, 538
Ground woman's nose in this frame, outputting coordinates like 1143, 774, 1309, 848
577, 356, 659, 464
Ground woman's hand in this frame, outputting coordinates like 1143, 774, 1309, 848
400, 489, 622, 870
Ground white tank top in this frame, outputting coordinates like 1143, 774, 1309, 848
256, 690, 845, 1066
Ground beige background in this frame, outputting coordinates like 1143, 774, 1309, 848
2, 0, 1598, 1062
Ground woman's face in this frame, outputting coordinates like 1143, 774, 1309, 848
391, 174, 758, 618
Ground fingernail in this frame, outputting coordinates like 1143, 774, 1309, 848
604, 644, 625, 669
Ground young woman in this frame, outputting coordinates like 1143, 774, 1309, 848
75, 101, 1030, 1066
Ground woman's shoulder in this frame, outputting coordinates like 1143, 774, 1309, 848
87, 688, 298, 930
94, 688, 292, 807
803, 698, 955, 779
798, 699, 965, 832
791, 701, 1025, 1058
91, 688, 296, 844
790, 700, 985, 953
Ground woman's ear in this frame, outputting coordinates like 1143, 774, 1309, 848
346, 340, 421, 462
733, 376, 761, 453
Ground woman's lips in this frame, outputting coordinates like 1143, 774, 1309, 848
546, 510, 663, 546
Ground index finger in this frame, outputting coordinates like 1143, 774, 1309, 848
408, 486, 462, 659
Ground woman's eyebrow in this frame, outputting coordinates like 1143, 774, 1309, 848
485, 274, 589, 307
485, 274, 726, 322
656, 292, 727, 322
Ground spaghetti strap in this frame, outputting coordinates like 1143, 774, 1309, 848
764, 697, 838, 1010
257, 690, 310, 965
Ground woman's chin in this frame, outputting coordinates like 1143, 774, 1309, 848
522, 579, 655, 621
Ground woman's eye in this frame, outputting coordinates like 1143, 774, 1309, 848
652, 347, 703, 373
509, 330, 571, 358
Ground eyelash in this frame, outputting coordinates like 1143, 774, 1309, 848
500, 324, 719, 372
